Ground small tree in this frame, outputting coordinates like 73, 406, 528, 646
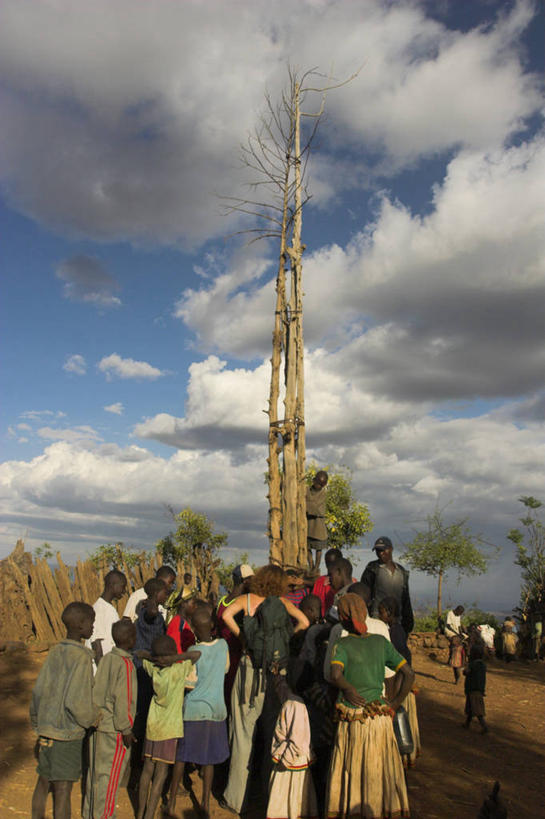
156, 508, 228, 597
401, 507, 495, 617
507, 496, 545, 622
306, 464, 373, 552
88, 542, 147, 570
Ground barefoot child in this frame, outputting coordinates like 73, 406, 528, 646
31, 602, 98, 819
266, 667, 318, 819
137, 635, 200, 819
463, 642, 488, 734
168, 606, 230, 818
449, 633, 466, 684
83, 619, 137, 818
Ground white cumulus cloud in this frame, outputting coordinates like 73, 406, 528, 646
104, 403, 124, 416
63, 354, 87, 375
98, 353, 165, 381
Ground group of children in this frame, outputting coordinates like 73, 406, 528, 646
31, 552, 426, 819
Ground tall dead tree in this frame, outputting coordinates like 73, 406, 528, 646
224, 67, 359, 568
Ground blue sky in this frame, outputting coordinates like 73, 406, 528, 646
1, 0, 544, 612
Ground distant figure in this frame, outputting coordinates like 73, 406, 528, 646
361, 537, 414, 635
501, 617, 518, 662
87, 570, 127, 667
445, 605, 466, 640
31, 602, 98, 819
449, 634, 466, 684
532, 618, 542, 661
306, 470, 329, 572
463, 642, 488, 734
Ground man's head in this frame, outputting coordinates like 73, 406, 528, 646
104, 570, 127, 600
324, 548, 342, 571
183, 572, 193, 587
454, 605, 465, 616
151, 634, 177, 657
62, 601, 95, 640
231, 563, 254, 590
144, 577, 169, 605
156, 565, 176, 593
312, 470, 329, 490
112, 619, 137, 652
373, 536, 393, 565
299, 594, 321, 626
328, 557, 353, 591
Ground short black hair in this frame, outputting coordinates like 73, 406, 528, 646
379, 596, 399, 618
299, 594, 320, 615
112, 619, 136, 645
469, 642, 484, 661
104, 569, 126, 587
348, 582, 371, 605
156, 565, 176, 581
324, 548, 342, 567
152, 634, 177, 656
331, 557, 352, 579
144, 577, 167, 597
62, 601, 94, 628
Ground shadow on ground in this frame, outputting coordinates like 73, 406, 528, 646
407, 669, 545, 819
0, 650, 37, 786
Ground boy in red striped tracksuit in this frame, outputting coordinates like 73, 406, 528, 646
83, 619, 137, 818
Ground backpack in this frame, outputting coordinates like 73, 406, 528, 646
243, 596, 293, 670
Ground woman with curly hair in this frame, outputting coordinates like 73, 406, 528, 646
220, 565, 309, 814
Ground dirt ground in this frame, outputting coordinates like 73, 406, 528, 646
0, 645, 543, 819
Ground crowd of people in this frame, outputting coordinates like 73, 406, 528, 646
30, 535, 423, 819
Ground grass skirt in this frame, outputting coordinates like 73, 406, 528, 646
267, 763, 319, 819
326, 711, 410, 819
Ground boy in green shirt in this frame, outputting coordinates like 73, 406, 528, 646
136, 635, 200, 819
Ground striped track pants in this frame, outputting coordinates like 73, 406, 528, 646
83, 731, 129, 819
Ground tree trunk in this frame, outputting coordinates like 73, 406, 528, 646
267, 149, 291, 566
437, 570, 443, 618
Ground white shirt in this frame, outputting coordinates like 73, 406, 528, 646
445, 610, 462, 638
323, 616, 394, 683
123, 587, 167, 622
86, 597, 119, 658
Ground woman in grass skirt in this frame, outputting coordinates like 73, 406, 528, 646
326, 594, 415, 819
167, 606, 230, 819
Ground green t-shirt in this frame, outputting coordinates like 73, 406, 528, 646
331, 633, 406, 706
143, 659, 193, 741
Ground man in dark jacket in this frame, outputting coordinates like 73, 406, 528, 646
361, 536, 414, 635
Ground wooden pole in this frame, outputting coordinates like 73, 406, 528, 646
267, 129, 291, 566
